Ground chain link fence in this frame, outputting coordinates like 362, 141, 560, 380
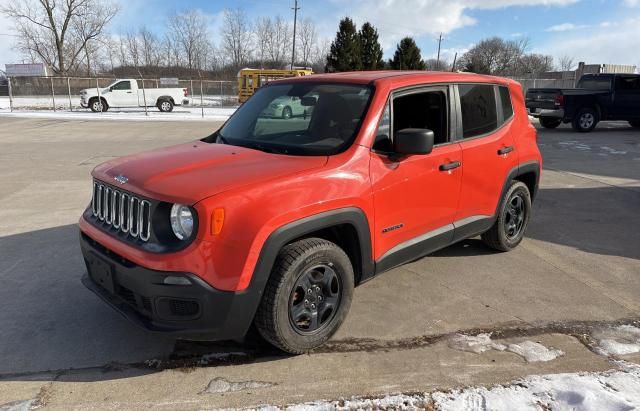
3, 76, 239, 115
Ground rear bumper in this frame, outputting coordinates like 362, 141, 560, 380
528, 107, 564, 119
80, 232, 258, 340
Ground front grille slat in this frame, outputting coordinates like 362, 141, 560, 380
90, 180, 152, 242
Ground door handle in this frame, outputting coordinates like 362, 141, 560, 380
126, 91, 133, 94
498, 146, 514, 155
439, 161, 461, 171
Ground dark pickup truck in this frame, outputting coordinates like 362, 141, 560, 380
526, 73, 640, 132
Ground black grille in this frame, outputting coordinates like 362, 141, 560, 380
169, 299, 200, 317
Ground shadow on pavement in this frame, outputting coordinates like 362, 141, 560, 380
0, 183, 638, 381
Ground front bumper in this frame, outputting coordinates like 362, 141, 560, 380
527, 107, 564, 119
80, 232, 258, 340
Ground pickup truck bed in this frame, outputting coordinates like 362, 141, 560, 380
525, 73, 640, 132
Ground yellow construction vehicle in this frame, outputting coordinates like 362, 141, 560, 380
238, 68, 313, 103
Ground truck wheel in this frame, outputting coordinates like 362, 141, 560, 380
158, 100, 174, 112
481, 181, 532, 252
254, 238, 354, 354
539, 117, 561, 129
282, 106, 292, 119
89, 98, 108, 112
629, 121, 640, 129
572, 108, 598, 132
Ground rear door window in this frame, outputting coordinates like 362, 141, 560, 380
498, 86, 514, 121
459, 84, 498, 139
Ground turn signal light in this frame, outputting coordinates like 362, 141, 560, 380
211, 208, 225, 235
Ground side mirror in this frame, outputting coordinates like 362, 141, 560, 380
394, 128, 435, 155
301, 96, 317, 106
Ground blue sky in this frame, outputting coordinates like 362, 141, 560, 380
2, 0, 640, 68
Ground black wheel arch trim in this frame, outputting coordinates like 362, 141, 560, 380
496, 160, 540, 214
237, 207, 374, 337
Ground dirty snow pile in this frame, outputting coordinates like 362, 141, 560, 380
433, 363, 640, 411
447, 333, 564, 362
592, 325, 640, 356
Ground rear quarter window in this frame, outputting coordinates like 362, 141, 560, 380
499, 86, 514, 121
459, 84, 498, 139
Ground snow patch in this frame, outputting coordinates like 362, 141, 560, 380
593, 325, 640, 356
201, 377, 274, 394
0, 399, 36, 411
433, 368, 640, 411
447, 334, 564, 362
259, 394, 428, 411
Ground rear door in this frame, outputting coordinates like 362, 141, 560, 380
454, 84, 519, 234
370, 85, 462, 266
612, 75, 640, 120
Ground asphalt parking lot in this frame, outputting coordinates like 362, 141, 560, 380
0, 117, 639, 409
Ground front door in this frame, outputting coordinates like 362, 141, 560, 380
108, 81, 137, 107
612, 76, 640, 120
370, 86, 462, 268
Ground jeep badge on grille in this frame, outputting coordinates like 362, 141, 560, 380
114, 175, 128, 185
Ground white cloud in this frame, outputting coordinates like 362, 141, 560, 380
539, 17, 640, 69
337, 0, 578, 53
545, 22, 589, 32
624, 0, 640, 6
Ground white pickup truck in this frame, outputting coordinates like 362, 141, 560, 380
80, 79, 189, 112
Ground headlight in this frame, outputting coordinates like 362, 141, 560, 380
170, 204, 194, 240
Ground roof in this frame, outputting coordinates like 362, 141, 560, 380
278, 70, 516, 87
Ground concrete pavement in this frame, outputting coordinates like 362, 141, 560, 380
0, 117, 639, 409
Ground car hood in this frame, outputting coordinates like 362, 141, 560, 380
92, 141, 328, 204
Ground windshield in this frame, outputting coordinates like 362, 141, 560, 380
577, 76, 612, 90
215, 82, 373, 155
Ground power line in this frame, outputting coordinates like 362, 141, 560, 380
291, 0, 300, 69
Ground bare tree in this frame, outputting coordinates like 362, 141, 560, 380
126, 30, 141, 67
558, 55, 575, 71
459, 37, 529, 75
254, 17, 271, 67
298, 18, 317, 67
517, 54, 554, 75
139, 27, 160, 67
221, 8, 253, 68
169, 10, 210, 70
265, 15, 290, 65
2, 0, 118, 74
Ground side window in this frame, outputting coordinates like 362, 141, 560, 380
498, 86, 514, 121
112, 81, 131, 91
372, 102, 391, 151
616, 76, 640, 91
459, 84, 498, 139
392, 90, 448, 145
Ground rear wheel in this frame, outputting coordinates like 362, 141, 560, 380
539, 117, 562, 129
254, 238, 354, 354
629, 121, 640, 129
572, 108, 598, 132
482, 181, 532, 252
158, 99, 174, 112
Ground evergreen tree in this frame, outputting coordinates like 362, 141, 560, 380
325, 17, 362, 72
358, 22, 384, 70
389, 37, 425, 70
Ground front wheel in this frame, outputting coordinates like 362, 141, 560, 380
89, 98, 108, 112
572, 108, 598, 132
282, 106, 292, 119
158, 100, 174, 112
539, 117, 562, 129
254, 238, 354, 354
481, 181, 532, 252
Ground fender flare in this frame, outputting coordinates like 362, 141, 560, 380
495, 160, 541, 216
231, 207, 374, 337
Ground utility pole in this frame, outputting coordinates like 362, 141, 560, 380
436, 33, 443, 70
291, 0, 300, 70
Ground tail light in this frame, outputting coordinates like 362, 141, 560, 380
183, 88, 189, 97
554, 94, 564, 106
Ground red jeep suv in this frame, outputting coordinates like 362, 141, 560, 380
80, 71, 541, 353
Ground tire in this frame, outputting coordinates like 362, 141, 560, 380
89, 98, 108, 112
539, 117, 561, 129
481, 181, 532, 252
629, 121, 640, 129
282, 106, 292, 119
572, 107, 598, 132
254, 238, 354, 354
158, 99, 174, 112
